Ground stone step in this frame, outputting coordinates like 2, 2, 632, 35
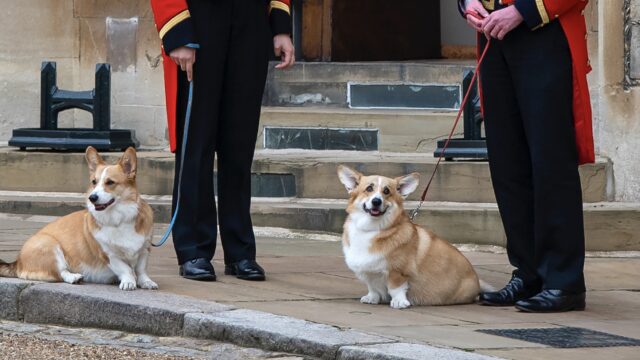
0, 149, 612, 203
0, 191, 637, 251
264, 61, 474, 108
258, 107, 460, 153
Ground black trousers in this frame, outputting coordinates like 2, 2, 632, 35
480, 22, 586, 293
172, 0, 271, 265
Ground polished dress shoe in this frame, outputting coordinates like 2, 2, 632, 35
225, 259, 266, 281
479, 272, 540, 306
179, 258, 216, 281
515, 289, 586, 313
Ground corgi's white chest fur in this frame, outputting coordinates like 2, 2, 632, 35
92, 223, 146, 262
343, 219, 388, 275
91, 202, 147, 265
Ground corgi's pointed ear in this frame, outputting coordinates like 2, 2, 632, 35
396, 173, 420, 198
85, 146, 104, 173
119, 147, 137, 179
338, 165, 362, 193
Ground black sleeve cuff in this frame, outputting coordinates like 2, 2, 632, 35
269, 8, 292, 35
458, 0, 467, 18
162, 17, 197, 54
514, 0, 545, 29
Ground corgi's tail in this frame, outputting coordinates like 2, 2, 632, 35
0, 260, 17, 278
479, 279, 495, 293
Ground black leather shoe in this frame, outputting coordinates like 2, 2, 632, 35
179, 258, 216, 281
225, 259, 266, 281
515, 290, 586, 313
479, 272, 540, 306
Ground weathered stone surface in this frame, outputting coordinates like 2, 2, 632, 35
264, 127, 379, 151
0, 278, 37, 320
258, 107, 457, 153
73, 0, 149, 19
1, 192, 639, 251
337, 343, 499, 360
0, 1, 166, 148
183, 309, 395, 359
631, 25, 640, 80
0, 149, 612, 203
0, 0, 78, 59
20, 283, 231, 336
266, 62, 470, 85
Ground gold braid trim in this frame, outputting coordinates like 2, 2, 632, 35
481, 0, 495, 11
159, 10, 191, 39
269, 1, 291, 15
535, 0, 550, 25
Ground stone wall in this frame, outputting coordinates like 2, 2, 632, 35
0, 0, 638, 200
0, 0, 167, 148
592, 0, 640, 201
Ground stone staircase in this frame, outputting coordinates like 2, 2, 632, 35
0, 60, 638, 251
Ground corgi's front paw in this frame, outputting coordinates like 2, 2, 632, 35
390, 298, 411, 309
61, 272, 84, 284
119, 279, 137, 291
139, 279, 158, 290
360, 293, 381, 304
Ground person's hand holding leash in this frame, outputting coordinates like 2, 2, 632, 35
170, 46, 196, 82
464, 0, 489, 32
482, 6, 524, 40
274, 34, 295, 69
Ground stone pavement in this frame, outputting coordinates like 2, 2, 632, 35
0, 212, 639, 359
0, 320, 303, 359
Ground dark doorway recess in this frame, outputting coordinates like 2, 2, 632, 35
331, 0, 441, 61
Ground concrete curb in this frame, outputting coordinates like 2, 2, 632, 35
0, 278, 499, 360
19, 283, 231, 337
183, 309, 394, 359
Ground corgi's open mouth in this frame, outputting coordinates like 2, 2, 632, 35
363, 204, 387, 217
93, 199, 115, 211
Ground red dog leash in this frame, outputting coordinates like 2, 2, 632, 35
410, 12, 491, 222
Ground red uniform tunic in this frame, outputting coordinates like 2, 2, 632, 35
150, 0, 292, 152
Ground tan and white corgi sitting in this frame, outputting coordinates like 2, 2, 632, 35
338, 165, 487, 309
0, 147, 157, 291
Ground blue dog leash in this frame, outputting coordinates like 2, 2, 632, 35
153, 80, 194, 247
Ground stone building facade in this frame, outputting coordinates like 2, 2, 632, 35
0, 0, 638, 201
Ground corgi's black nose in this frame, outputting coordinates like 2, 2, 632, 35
372, 197, 382, 207
88, 194, 99, 203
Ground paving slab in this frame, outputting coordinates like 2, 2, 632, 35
234, 299, 469, 328
1, 213, 639, 359
361, 323, 555, 350
479, 347, 640, 360
338, 343, 499, 360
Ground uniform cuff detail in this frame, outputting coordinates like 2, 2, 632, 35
515, 0, 547, 29
270, 8, 292, 35
162, 17, 197, 54
269, 1, 291, 15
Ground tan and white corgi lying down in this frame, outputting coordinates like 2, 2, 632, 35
338, 165, 490, 308
0, 147, 157, 291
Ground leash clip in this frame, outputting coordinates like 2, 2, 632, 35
409, 201, 424, 223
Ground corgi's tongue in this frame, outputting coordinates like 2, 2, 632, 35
368, 208, 382, 217
94, 199, 115, 211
